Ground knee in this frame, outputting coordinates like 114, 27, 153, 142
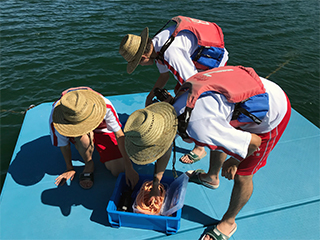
75, 133, 94, 153
110, 168, 121, 177
104, 159, 125, 177
234, 174, 253, 185
105, 164, 117, 177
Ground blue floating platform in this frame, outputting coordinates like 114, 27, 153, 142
0, 92, 319, 239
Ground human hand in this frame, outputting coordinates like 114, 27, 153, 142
221, 158, 240, 180
163, 94, 174, 104
145, 93, 154, 107
148, 184, 162, 205
55, 169, 76, 186
125, 167, 139, 190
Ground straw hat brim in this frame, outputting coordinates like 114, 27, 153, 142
124, 102, 178, 165
127, 27, 149, 74
52, 90, 106, 137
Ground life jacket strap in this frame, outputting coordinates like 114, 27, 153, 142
192, 46, 205, 61
153, 19, 176, 64
177, 107, 193, 139
172, 140, 178, 179
232, 103, 263, 124
155, 35, 175, 64
152, 19, 172, 39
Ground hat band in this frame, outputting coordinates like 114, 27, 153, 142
64, 104, 96, 124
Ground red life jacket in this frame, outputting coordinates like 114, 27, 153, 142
155, 16, 225, 70
170, 16, 224, 48
176, 66, 267, 139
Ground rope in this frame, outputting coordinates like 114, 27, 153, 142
0, 105, 35, 115
134, 181, 166, 215
266, 58, 293, 79
0, 109, 25, 114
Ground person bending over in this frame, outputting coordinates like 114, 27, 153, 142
123, 67, 291, 240
50, 87, 139, 190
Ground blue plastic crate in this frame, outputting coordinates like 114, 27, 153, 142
107, 173, 188, 234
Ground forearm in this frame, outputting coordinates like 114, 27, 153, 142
246, 133, 262, 157
225, 133, 261, 166
59, 144, 73, 170
145, 72, 170, 106
153, 146, 172, 187
150, 72, 170, 95
115, 130, 133, 169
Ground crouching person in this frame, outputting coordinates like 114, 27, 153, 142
49, 87, 139, 190
123, 66, 291, 240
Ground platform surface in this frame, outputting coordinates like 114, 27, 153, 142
0, 92, 319, 240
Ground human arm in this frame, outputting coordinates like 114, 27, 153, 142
145, 72, 170, 106
55, 143, 76, 186
149, 145, 172, 198
102, 98, 139, 188
114, 129, 139, 189
222, 133, 261, 180
246, 133, 262, 156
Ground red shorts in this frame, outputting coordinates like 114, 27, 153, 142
93, 131, 122, 163
236, 95, 291, 176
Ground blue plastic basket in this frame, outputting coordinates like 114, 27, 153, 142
107, 173, 188, 234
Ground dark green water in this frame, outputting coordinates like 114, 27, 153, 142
1, 0, 319, 192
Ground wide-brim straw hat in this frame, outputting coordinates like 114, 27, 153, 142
119, 27, 149, 74
124, 102, 178, 165
52, 89, 106, 137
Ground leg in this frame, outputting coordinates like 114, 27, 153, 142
199, 150, 227, 186
203, 174, 253, 240
104, 158, 125, 177
203, 95, 291, 239
74, 132, 95, 189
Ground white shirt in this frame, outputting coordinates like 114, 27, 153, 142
152, 25, 229, 84
173, 77, 288, 160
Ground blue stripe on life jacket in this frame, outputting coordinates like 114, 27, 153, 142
191, 46, 225, 69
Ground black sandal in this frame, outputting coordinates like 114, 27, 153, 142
79, 172, 94, 189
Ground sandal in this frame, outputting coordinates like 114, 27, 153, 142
187, 169, 219, 189
201, 224, 237, 240
79, 172, 94, 189
179, 151, 207, 164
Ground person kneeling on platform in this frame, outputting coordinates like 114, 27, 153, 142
49, 87, 139, 190
123, 68, 291, 240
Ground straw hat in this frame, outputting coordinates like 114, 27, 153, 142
52, 89, 106, 137
119, 27, 149, 74
124, 102, 178, 165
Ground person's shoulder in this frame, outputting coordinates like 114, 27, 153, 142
98, 94, 108, 102
102, 97, 118, 110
